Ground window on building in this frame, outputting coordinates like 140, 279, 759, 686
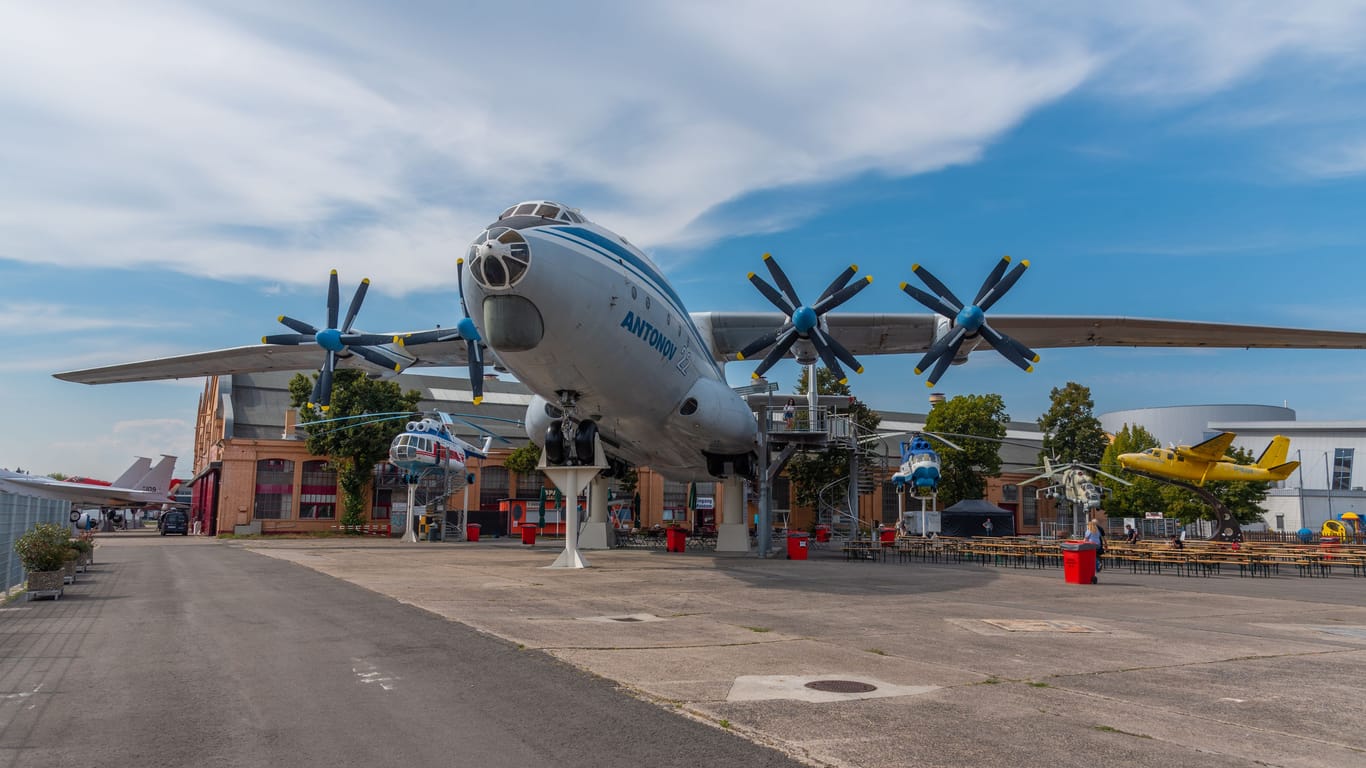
881, 481, 900, 524
1275, 514, 1284, 531
479, 466, 509, 508
254, 459, 294, 520
1022, 493, 1038, 528
515, 469, 544, 497
1001, 484, 1019, 503
370, 462, 405, 520
772, 477, 791, 509
299, 460, 337, 519
1332, 448, 1354, 491
662, 480, 688, 521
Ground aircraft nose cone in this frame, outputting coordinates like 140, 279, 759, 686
457, 316, 480, 342
793, 306, 818, 334
316, 328, 343, 351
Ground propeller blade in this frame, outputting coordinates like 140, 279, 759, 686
468, 340, 484, 405
900, 283, 960, 319
911, 263, 964, 309
813, 328, 863, 376
750, 329, 798, 380
262, 333, 311, 345
326, 270, 340, 330
278, 315, 318, 336
747, 272, 794, 314
340, 332, 398, 346
737, 327, 782, 361
816, 264, 858, 304
351, 346, 400, 371
310, 371, 324, 408
972, 256, 1011, 306
316, 351, 336, 410
807, 332, 848, 385
761, 253, 803, 308
979, 325, 1038, 372
925, 334, 967, 387
340, 278, 370, 333
396, 329, 460, 346
457, 258, 472, 320
976, 260, 1028, 313
812, 274, 873, 315
913, 326, 967, 376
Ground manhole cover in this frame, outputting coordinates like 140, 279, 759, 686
611, 617, 643, 622
804, 680, 878, 693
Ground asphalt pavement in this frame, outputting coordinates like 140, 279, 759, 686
4, 532, 1365, 768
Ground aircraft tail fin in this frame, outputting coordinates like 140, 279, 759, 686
1255, 436, 1291, 469
110, 457, 153, 488
1265, 461, 1299, 481
133, 455, 177, 496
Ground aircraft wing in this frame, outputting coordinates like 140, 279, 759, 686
1179, 432, 1237, 462
54, 336, 469, 385
695, 312, 1366, 359
0, 472, 152, 506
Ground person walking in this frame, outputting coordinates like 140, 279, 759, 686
1125, 524, 1139, 544
1084, 520, 1104, 583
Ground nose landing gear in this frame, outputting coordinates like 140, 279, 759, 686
545, 418, 599, 466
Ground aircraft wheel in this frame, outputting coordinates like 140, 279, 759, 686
574, 420, 598, 465
544, 421, 566, 465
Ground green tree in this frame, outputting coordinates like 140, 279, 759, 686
1037, 382, 1108, 466
1097, 423, 1164, 519
923, 393, 1008, 508
503, 443, 541, 476
289, 369, 423, 529
783, 368, 881, 509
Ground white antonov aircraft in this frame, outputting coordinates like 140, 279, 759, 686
56, 200, 1366, 484
0, 455, 178, 508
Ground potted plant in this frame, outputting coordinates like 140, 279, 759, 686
70, 536, 94, 570
13, 522, 69, 596
78, 529, 96, 565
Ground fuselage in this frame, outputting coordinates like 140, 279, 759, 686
462, 202, 757, 479
1117, 448, 1295, 486
388, 419, 477, 487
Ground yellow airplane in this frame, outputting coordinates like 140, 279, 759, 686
1117, 432, 1299, 486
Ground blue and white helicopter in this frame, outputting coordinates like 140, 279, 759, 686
890, 435, 943, 496
387, 415, 492, 488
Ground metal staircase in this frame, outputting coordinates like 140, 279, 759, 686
814, 415, 883, 539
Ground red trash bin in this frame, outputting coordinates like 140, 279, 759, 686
814, 525, 831, 543
879, 527, 896, 546
787, 532, 810, 560
520, 524, 537, 545
466, 523, 481, 542
666, 526, 688, 553
1061, 541, 1098, 584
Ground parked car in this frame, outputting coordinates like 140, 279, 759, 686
159, 511, 189, 536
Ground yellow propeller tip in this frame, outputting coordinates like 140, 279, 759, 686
849, 263, 858, 271
746, 271, 755, 279
1025, 366, 1034, 373
864, 275, 873, 283
925, 381, 935, 388
912, 263, 921, 271
735, 352, 745, 361
261, 337, 268, 343
457, 257, 465, 266
329, 269, 338, 275
913, 368, 923, 375
393, 364, 401, 372
1021, 259, 1031, 267
838, 378, 848, 385
1032, 354, 1040, 363
1003, 255, 1011, 262
361, 277, 370, 285
277, 315, 285, 322
762, 253, 772, 260
855, 366, 864, 374
751, 372, 760, 380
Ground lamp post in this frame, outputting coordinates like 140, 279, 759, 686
1325, 451, 1333, 524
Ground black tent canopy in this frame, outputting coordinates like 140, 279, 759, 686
941, 499, 1016, 537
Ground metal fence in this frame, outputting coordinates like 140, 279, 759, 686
2, 492, 71, 593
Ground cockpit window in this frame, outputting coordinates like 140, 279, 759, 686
514, 203, 537, 216
535, 204, 561, 219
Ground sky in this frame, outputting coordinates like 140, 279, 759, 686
5, 1, 1366, 480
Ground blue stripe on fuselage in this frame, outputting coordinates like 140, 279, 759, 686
533, 226, 720, 375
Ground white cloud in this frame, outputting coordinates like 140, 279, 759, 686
1, 1, 1365, 293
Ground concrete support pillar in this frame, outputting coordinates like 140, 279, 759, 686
716, 477, 750, 553
579, 476, 615, 549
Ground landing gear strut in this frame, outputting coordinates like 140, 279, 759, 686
543, 391, 600, 467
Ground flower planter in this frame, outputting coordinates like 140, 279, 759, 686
62, 558, 78, 584
26, 569, 64, 599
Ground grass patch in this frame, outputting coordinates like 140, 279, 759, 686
979, 677, 1002, 685
1028, 682, 1050, 688
719, 719, 731, 729
742, 626, 772, 633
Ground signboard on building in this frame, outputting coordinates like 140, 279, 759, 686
1144, 511, 1164, 519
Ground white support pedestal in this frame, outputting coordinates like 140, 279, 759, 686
715, 477, 750, 553
404, 483, 420, 543
539, 441, 608, 569
579, 476, 615, 550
